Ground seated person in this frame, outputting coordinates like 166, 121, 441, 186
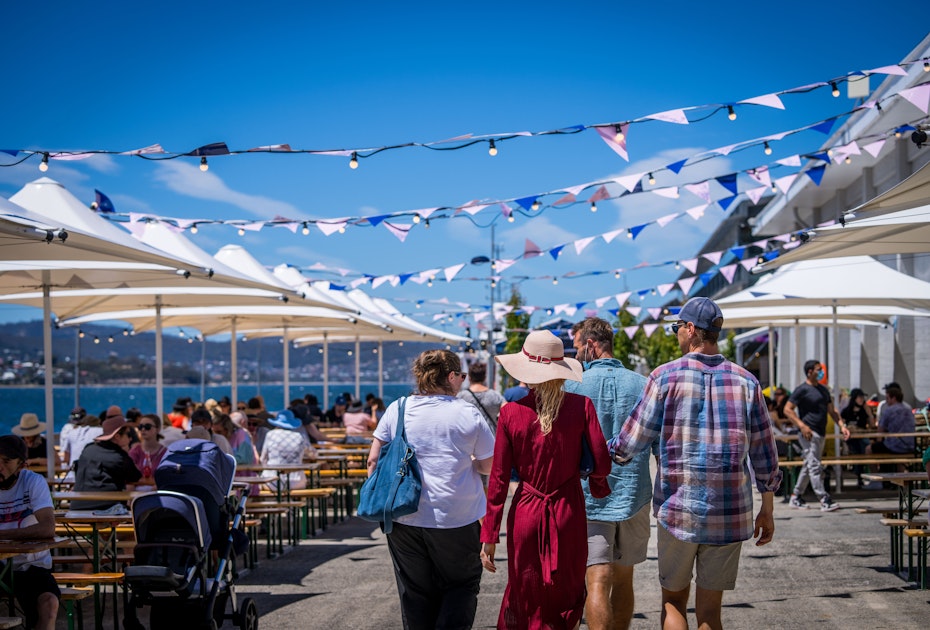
0, 435, 60, 630
190, 408, 233, 455
343, 400, 377, 436
289, 400, 329, 444
868, 383, 916, 455
323, 396, 348, 426
12, 413, 49, 467
261, 410, 314, 491
211, 414, 255, 467
128, 414, 168, 490
72, 415, 141, 511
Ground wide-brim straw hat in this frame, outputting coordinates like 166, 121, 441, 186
12, 412, 45, 437
495, 330, 583, 385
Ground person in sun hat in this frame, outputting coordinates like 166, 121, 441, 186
0, 434, 60, 630
72, 415, 141, 511
12, 412, 50, 467
480, 330, 612, 629
260, 409, 314, 491
608, 296, 782, 630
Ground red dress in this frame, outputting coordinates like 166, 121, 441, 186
481, 391, 612, 629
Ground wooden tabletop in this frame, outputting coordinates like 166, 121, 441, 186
53, 490, 143, 503
0, 536, 70, 560
58, 511, 133, 524
238, 463, 323, 473
861, 472, 929, 485
234, 476, 277, 485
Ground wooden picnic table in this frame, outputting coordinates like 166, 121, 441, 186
862, 471, 929, 581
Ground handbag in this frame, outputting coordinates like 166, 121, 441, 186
357, 398, 422, 534
580, 433, 594, 479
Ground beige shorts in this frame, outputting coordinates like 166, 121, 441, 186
586, 503, 651, 567
657, 525, 742, 592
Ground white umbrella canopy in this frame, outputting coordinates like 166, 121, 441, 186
718, 304, 930, 328
848, 159, 930, 219
754, 204, 930, 272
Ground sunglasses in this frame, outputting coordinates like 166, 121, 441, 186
138, 424, 156, 431
247, 421, 260, 427
671, 321, 685, 334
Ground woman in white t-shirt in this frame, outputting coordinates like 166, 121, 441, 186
368, 349, 495, 630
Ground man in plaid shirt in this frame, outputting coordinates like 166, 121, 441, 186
608, 297, 782, 630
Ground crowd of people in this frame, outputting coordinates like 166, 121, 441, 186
4, 295, 928, 629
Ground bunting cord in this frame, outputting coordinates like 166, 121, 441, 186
2, 60, 927, 167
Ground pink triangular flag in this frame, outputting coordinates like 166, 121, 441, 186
626, 306, 641, 318
719, 263, 738, 284
655, 213, 680, 228
623, 326, 639, 339
868, 64, 908, 76
383, 222, 412, 242
862, 139, 887, 158
702, 251, 723, 265
443, 263, 465, 282
774, 174, 798, 194
684, 181, 711, 202
678, 277, 697, 294
595, 125, 629, 161
642, 324, 658, 338
646, 109, 689, 124
680, 258, 699, 273
588, 185, 610, 202
739, 93, 785, 110
499, 203, 512, 219
524, 239, 543, 258
613, 173, 645, 192
647, 307, 662, 319
574, 236, 596, 255
553, 192, 576, 205
657, 283, 674, 296
685, 204, 708, 220
615, 291, 632, 306
747, 166, 771, 188
740, 258, 756, 271
317, 220, 348, 236
745, 186, 768, 205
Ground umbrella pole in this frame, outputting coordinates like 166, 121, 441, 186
768, 325, 775, 391
283, 326, 290, 408
831, 303, 842, 495
230, 317, 238, 411
43, 274, 55, 482
355, 337, 360, 402
155, 296, 164, 420
74, 328, 81, 408
378, 341, 384, 400
323, 332, 329, 410
794, 320, 801, 388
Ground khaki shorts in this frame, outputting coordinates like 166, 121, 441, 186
657, 525, 742, 592
586, 503, 651, 567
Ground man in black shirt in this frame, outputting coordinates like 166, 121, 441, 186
73, 415, 141, 511
783, 359, 849, 512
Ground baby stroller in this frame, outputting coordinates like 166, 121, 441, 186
123, 439, 256, 630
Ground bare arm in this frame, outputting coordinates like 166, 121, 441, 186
367, 439, 385, 476
754, 492, 775, 546
783, 401, 812, 439
473, 456, 493, 476
828, 403, 850, 440
0, 506, 55, 540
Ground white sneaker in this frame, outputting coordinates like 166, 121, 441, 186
788, 495, 808, 509
820, 500, 840, 512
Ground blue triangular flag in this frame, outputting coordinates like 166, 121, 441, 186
630, 180, 643, 194
699, 272, 715, 285
630, 224, 648, 240
717, 196, 737, 211
730, 246, 746, 259
1, 149, 19, 157
716, 174, 738, 196
637, 289, 650, 298
366, 214, 389, 227
808, 151, 831, 162
763, 251, 780, 261
189, 142, 230, 156
549, 245, 565, 261
93, 189, 115, 213
805, 165, 827, 186
397, 273, 414, 285
575, 302, 587, 309
329, 283, 347, 291
810, 119, 836, 135
515, 196, 537, 211
607, 308, 619, 316
667, 159, 688, 174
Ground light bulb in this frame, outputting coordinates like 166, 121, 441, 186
424, 219, 430, 229
727, 105, 736, 121
427, 280, 433, 287
895, 129, 902, 138
507, 215, 515, 223
845, 156, 851, 164
413, 214, 421, 224
78, 330, 85, 339
188, 338, 194, 344
490, 281, 497, 288
39, 153, 49, 172
771, 182, 778, 193
590, 202, 597, 212
123, 329, 129, 336
674, 262, 681, 271
626, 229, 633, 239
94, 336, 100, 344
925, 61, 930, 72
552, 278, 558, 285
190, 225, 198, 234
764, 142, 772, 156
301, 223, 310, 235
614, 124, 624, 142
830, 81, 840, 97
614, 271, 620, 279
237, 227, 245, 236
349, 152, 359, 169
338, 226, 346, 234
199, 156, 209, 172
488, 139, 498, 156
108, 335, 114, 343
648, 173, 656, 185
531, 199, 540, 211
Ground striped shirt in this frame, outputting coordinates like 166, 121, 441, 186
607, 353, 782, 545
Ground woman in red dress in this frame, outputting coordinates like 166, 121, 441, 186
480, 331, 612, 629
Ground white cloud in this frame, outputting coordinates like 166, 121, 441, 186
153, 161, 303, 220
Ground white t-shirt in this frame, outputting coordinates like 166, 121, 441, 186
0, 470, 54, 570
373, 395, 495, 529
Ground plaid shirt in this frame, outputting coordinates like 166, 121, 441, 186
608, 353, 782, 545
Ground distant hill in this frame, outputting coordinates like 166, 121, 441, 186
0, 320, 451, 385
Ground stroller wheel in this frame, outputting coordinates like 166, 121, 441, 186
235, 597, 258, 630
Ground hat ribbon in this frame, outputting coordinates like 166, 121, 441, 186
523, 348, 562, 364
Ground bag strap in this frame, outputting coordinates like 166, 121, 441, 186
382, 397, 408, 533
468, 389, 493, 423
396, 397, 408, 441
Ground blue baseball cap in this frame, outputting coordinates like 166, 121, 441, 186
664, 297, 723, 332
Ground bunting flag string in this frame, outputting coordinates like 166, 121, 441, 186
3, 58, 927, 170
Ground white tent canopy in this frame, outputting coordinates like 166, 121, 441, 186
754, 204, 930, 272
848, 158, 930, 219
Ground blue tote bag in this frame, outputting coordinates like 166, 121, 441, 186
357, 398, 422, 534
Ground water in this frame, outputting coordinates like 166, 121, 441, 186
0, 382, 415, 435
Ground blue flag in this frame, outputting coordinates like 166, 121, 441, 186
93, 189, 115, 213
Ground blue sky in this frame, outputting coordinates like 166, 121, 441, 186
0, 3, 927, 337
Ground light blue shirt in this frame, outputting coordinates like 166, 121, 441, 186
564, 357, 653, 521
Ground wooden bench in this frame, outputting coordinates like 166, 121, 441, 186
0, 618, 22, 629
905, 528, 930, 589
56, 572, 124, 630
290, 488, 337, 534
246, 504, 295, 557
58, 587, 94, 630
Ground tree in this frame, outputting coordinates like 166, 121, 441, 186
500, 286, 530, 388
611, 313, 681, 373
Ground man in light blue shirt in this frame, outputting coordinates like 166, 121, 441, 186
564, 317, 653, 630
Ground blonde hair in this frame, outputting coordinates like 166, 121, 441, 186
531, 379, 566, 435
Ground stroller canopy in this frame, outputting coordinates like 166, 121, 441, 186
155, 439, 236, 505
132, 490, 212, 550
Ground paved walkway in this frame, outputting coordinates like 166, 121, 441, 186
236, 487, 928, 629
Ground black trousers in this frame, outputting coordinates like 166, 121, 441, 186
386, 521, 482, 630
